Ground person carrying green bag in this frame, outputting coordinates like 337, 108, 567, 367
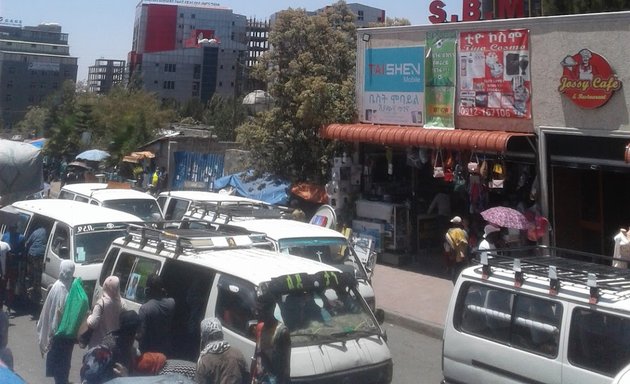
37, 260, 89, 384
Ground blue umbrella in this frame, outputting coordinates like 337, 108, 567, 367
76, 149, 110, 162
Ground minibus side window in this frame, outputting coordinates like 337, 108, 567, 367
216, 275, 256, 340
511, 295, 562, 358
113, 253, 136, 297
123, 257, 161, 303
99, 247, 120, 286
568, 308, 630, 376
457, 284, 513, 343
51, 225, 70, 259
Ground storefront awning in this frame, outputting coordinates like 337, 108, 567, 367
320, 124, 534, 153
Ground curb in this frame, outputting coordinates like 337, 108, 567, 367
383, 310, 444, 340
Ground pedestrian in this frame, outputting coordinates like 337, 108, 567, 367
157, 167, 168, 194
251, 293, 291, 384
1, 224, 23, 312
0, 311, 13, 371
478, 224, 501, 260
195, 317, 248, 384
25, 226, 47, 301
137, 274, 175, 356
59, 157, 68, 187
101, 309, 142, 377
36, 260, 75, 384
445, 216, 469, 284
84, 276, 124, 349
0, 240, 10, 310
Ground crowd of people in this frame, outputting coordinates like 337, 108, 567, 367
0, 264, 292, 384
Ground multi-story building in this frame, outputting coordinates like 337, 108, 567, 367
87, 59, 126, 94
128, 0, 248, 105
319, 3, 386, 27
0, 21, 77, 129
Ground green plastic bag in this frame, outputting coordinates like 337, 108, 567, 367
56, 277, 89, 338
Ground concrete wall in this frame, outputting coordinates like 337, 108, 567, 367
358, 11, 630, 134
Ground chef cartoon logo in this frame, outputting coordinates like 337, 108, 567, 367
558, 49, 622, 109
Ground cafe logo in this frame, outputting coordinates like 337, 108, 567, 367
558, 49, 621, 109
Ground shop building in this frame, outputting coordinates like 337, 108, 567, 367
321, 11, 630, 261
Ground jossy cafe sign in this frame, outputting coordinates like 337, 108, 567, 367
558, 49, 621, 109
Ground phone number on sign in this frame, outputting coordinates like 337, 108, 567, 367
458, 107, 516, 118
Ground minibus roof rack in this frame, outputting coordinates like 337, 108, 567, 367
472, 245, 630, 298
124, 221, 268, 259
188, 201, 290, 222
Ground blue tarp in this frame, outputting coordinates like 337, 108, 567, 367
213, 171, 290, 205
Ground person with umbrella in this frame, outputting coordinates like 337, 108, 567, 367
478, 224, 501, 260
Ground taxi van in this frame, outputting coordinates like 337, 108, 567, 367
442, 246, 630, 384
193, 217, 378, 310
58, 183, 164, 221
95, 223, 393, 383
5, 200, 141, 302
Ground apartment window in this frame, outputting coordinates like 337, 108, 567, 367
30, 81, 36, 88
6, 42, 11, 46
180, 13, 184, 18
52, 82, 58, 90
218, 81, 222, 87
191, 14, 195, 19
5, 94, 11, 102
230, 82, 234, 87
40, 82, 46, 89
164, 63, 176, 72
52, 46, 58, 50
220, 65, 223, 69
193, 64, 201, 79
231, 65, 235, 70
358, 10, 364, 21
6, 80, 12, 88
154, 80, 158, 84
31, 44, 36, 48
163, 81, 175, 90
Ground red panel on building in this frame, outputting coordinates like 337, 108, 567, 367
144, 4, 177, 53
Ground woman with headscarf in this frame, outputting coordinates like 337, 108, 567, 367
36, 259, 75, 384
195, 317, 248, 384
86, 276, 124, 348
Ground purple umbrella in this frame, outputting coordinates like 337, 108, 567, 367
480, 206, 529, 230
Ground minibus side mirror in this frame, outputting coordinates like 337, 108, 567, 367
375, 308, 385, 325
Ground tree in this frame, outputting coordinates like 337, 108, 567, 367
44, 80, 82, 157
368, 17, 412, 27
237, 1, 356, 183
542, 0, 630, 14
15, 106, 50, 138
90, 87, 176, 163
202, 95, 247, 141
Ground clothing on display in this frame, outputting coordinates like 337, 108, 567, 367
613, 229, 630, 268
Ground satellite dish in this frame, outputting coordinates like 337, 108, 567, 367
309, 204, 337, 229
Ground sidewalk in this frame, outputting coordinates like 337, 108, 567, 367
372, 255, 453, 339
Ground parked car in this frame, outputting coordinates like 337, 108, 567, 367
59, 183, 163, 221
1, 199, 142, 303
442, 246, 630, 384
95, 223, 392, 383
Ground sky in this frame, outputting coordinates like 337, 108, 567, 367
0, 0, 458, 81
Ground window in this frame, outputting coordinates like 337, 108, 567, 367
568, 308, 630, 376
191, 14, 195, 18
123, 257, 161, 304
5, 94, 11, 102
163, 81, 175, 90
218, 81, 222, 87
193, 64, 201, 79
51, 225, 70, 259
456, 283, 562, 357
358, 10, 364, 21
6, 80, 12, 88
112, 252, 135, 294
164, 63, 176, 72
216, 274, 256, 339
99, 247, 121, 286
164, 198, 190, 220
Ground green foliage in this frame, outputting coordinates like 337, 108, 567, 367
202, 95, 247, 141
368, 17, 412, 27
542, 0, 630, 14
237, 1, 357, 183
16, 106, 50, 138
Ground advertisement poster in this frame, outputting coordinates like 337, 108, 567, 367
457, 29, 531, 119
363, 46, 425, 126
425, 30, 457, 128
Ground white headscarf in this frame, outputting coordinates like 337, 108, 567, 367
198, 317, 230, 359
36, 260, 75, 355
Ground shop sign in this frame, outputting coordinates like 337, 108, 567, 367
425, 30, 457, 128
0, 16, 22, 27
457, 29, 531, 119
429, 0, 525, 24
558, 49, 621, 109
362, 46, 425, 126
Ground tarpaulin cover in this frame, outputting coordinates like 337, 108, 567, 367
291, 182, 329, 204
213, 171, 290, 205
0, 139, 43, 196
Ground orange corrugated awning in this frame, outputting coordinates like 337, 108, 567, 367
320, 124, 534, 153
